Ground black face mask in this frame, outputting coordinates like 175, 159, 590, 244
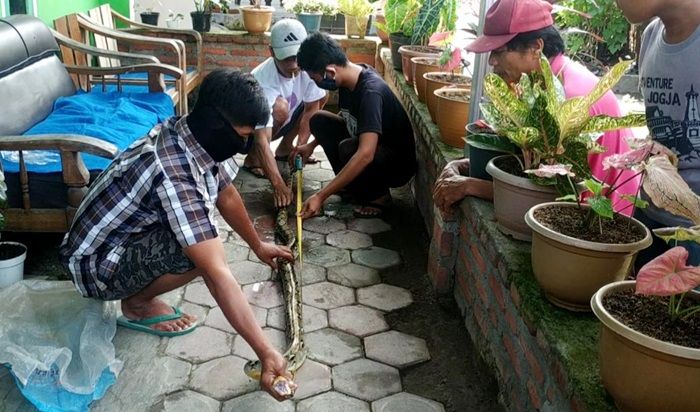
316, 73, 338, 91
187, 106, 254, 163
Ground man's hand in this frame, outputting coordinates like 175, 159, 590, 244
300, 193, 323, 219
253, 242, 293, 270
272, 182, 293, 208
289, 143, 316, 166
259, 349, 294, 401
433, 175, 471, 213
438, 158, 470, 180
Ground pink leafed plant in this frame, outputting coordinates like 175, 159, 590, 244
524, 164, 575, 179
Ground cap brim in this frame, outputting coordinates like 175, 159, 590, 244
466, 33, 517, 53
273, 44, 300, 60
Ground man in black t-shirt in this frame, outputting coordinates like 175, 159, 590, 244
291, 32, 417, 218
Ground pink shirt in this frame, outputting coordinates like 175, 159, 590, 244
549, 54, 638, 216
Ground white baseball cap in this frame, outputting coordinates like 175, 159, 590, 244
270, 19, 307, 60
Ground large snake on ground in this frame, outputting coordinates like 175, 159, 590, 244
243, 170, 306, 393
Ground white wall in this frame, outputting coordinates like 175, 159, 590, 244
132, 0, 286, 29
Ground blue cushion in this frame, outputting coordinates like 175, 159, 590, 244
2, 91, 174, 174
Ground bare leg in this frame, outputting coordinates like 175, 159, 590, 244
121, 268, 203, 332
274, 122, 300, 159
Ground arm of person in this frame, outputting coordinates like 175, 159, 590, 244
433, 175, 493, 213
296, 98, 323, 146
254, 127, 292, 208
439, 158, 471, 179
300, 132, 378, 218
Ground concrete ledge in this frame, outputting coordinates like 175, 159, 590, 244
380, 49, 616, 411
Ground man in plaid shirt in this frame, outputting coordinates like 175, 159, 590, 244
60, 70, 294, 400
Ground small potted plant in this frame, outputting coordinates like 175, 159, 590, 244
165, 10, 185, 28
240, 0, 275, 34
284, 0, 325, 33
337, 0, 373, 39
0, 171, 27, 289
591, 149, 700, 410
375, 0, 421, 70
136, 0, 164, 25
191, 0, 214, 32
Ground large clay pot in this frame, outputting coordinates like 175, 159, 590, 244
240, 5, 273, 34
434, 87, 469, 148
411, 56, 441, 102
423, 72, 471, 123
485, 155, 558, 242
344, 14, 369, 39
525, 203, 652, 311
398, 45, 442, 86
592, 281, 700, 411
388, 32, 411, 71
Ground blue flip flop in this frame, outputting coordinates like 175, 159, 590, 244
117, 306, 198, 337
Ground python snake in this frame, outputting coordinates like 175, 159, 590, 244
243, 171, 307, 382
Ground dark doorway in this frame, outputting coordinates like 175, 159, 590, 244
10, 0, 28, 15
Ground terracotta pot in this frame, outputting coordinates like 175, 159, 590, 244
592, 281, 700, 411
398, 45, 442, 85
525, 202, 652, 311
374, 13, 389, 42
240, 6, 273, 34
388, 33, 411, 71
344, 14, 369, 39
411, 56, 441, 103
423, 72, 471, 123
434, 87, 469, 148
485, 156, 558, 242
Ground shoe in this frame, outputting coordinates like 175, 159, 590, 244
241, 165, 266, 179
353, 202, 389, 219
117, 306, 198, 337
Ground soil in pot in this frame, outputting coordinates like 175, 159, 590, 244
399, 45, 442, 86
0, 243, 26, 260
492, 155, 526, 178
604, 289, 700, 349
533, 205, 647, 244
435, 88, 469, 148
424, 73, 471, 122
412, 57, 440, 102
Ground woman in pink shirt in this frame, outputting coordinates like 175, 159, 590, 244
434, 0, 638, 215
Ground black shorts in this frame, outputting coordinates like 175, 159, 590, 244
273, 102, 305, 139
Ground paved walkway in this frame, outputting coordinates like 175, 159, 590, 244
0, 148, 500, 411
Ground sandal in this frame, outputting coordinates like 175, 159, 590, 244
353, 202, 389, 219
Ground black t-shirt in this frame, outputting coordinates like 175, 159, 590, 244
338, 65, 416, 157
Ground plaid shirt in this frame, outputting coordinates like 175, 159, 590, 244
60, 116, 238, 298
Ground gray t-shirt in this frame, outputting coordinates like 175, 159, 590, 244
639, 18, 700, 226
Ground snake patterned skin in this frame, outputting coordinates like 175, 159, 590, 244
243, 172, 307, 380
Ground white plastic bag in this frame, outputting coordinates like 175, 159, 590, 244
0, 280, 122, 411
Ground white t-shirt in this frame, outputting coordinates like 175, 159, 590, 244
251, 57, 326, 129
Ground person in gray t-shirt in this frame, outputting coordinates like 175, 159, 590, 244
616, 0, 700, 265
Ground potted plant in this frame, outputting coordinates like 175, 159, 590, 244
136, 0, 164, 25
284, 0, 325, 33
373, 0, 389, 42
591, 150, 700, 410
376, 0, 422, 70
0, 171, 27, 289
165, 10, 185, 29
423, 71, 470, 122
480, 57, 645, 241
191, 0, 214, 32
338, 0, 373, 39
464, 122, 517, 181
240, 0, 274, 34
433, 87, 469, 148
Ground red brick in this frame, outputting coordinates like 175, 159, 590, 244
504, 307, 518, 335
502, 334, 522, 378
489, 273, 506, 310
473, 272, 488, 305
470, 244, 487, 273
522, 337, 545, 385
510, 283, 522, 308
457, 272, 472, 304
547, 385, 557, 403
527, 380, 542, 410
553, 360, 568, 392
439, 232, 453, 257
488, 305, 499, 327
233, 48, 266, 57
204, 47, 227, 55
570, 396, 586, 412
474, 302, 489, 338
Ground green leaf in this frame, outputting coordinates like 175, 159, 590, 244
483, 74, 529, 129
556, 194, 579, 202
584, 59, 633, 110
410, 0, 445, 44
527, 93, 560, 156
621, 195, 649, 209
580, 113, 647, 134
584, 178, 603, 196
653, 226, 700, 244
587, 196, 614, 219
643, 155, 700, 225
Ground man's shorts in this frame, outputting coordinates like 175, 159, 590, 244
273, 102, 305, 140
100, 227, 195, 301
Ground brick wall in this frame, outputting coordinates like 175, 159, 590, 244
380, 50, 615, 412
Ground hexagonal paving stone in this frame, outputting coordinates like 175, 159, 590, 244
352, 247, 401, 270
372, 392, 445, 412
306, 328, 362, 366
322, 201, 356, 220
333, 359, 402, 402
327, 230, 373, 250
222, 391, 295, 412
328, 263, 380, 288
237, 177, 271, 194
232, 328, 287, 360
223, 242, 250, 263
306, 245, 351, 268
304, 216, 346, 235
365, 330, 430, 368
165, 326, 230, 363
305, 168, 336, 182
179, 301, 208, 324
303, 179, 324, 192
301, 230, 326, 250
301, 263, 327, 285
347, 218, 392, 234
297, 391, 370, 412
267, 304, 327, 332
358, 284, 413, 312
329, 305, 389, 337
190, 356, 258, 399
303, 282, 355, 310
243, 281, 284, 308
162, 391, 220, 412
184, 282, 217, 307
160, 287, 184, 307
206, 305, 266, 333
231, 260, 272, 285
292, 359, 331, 400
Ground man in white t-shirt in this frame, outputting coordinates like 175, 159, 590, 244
243, 19, 327, 207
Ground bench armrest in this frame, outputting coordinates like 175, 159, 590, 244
0, 135, 118, 158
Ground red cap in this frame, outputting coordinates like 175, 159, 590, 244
467, 0, 554, 53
